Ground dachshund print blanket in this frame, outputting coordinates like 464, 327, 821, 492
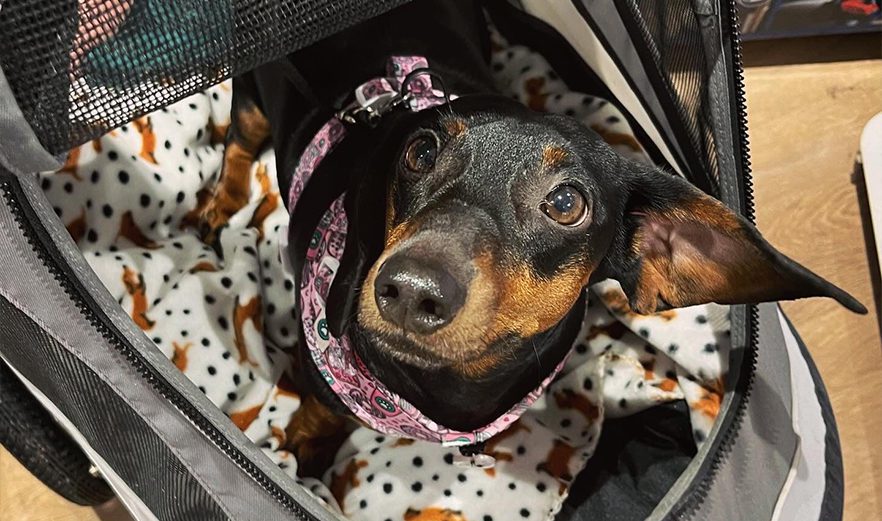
41, 24, 729, 521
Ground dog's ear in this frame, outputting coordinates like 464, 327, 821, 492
326, 234, 378, 338
325, 240, 371, 338
592, 169, 866, 315
325, 150, 388, 338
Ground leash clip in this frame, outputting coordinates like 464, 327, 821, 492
336, 66, 451, 128
336, 91, 411, 128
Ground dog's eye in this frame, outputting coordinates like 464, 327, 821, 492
541, 185, 588, 226
404, 134, 438, 173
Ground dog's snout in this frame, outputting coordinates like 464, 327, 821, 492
374, 255, 465, 335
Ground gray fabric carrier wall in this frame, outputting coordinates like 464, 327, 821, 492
0, 1, 844, 520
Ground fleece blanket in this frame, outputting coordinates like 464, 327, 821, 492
42, 23, 730, 521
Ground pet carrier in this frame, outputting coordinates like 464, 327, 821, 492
0, 1, 845, 520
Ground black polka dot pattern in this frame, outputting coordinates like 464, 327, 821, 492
38, 30, 733, 521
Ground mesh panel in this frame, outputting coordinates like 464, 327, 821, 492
619, 0, 720, 191
0, 0, 408, 155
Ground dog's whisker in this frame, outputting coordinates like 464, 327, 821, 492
531, 339, 542, 387
444, 102, 457, 119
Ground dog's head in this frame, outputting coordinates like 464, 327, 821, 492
327, 96, 865, 377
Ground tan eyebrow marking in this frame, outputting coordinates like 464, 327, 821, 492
542, 145, 568, 169
442, 117, 467, 137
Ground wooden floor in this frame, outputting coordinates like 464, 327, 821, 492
2, 33, 881, 521
744, 33, 882, 521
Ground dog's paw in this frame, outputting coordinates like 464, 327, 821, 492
284, 395, 355, 478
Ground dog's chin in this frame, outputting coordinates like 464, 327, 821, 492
352, 326, 453, 371
351, 322, 530, 381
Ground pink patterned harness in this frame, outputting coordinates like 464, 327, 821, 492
286, 56, 568, 454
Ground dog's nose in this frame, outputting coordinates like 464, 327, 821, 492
374, 255, 465, 335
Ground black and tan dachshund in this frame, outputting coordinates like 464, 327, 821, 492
198, 0, 865, 476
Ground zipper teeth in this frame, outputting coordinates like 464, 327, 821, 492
674, 2, 760, 519
0, 180, 315, 521
4, 6, 761, 519
731, 8, 756, 223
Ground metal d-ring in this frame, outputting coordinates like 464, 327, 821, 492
400, 67, 452, 106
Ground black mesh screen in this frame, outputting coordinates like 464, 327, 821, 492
616, 0, 721, 194
0, 0, 408, 155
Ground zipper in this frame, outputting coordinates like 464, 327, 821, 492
0, 177, 317, 521
2, 2, 760, 518
670, 2, 761, 519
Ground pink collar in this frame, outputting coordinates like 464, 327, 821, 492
286, 56, 568, 453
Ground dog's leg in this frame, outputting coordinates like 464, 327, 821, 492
200, 75, 270, 245
285, 395, 354, 478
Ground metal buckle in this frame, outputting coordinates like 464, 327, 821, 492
336, 91, 412, 128
452, 452, 496, 469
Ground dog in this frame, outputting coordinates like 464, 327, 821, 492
198, 0, 865, 476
